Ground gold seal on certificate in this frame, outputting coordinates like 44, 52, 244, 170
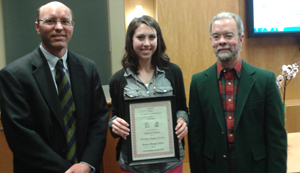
124, 96, 179, 166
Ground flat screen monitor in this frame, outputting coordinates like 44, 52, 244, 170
247, 0, 300, 37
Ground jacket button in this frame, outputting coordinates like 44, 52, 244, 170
62, 148, 66, 153
223, 155, 227, 159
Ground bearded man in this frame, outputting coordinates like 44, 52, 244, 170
188, 12, 287, 173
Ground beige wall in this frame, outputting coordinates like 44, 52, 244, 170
0, 0, 6, 69
108, 0, 125, 74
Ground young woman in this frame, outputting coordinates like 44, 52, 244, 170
108, 15, 188, 173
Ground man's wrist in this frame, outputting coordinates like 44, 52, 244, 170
80, 162, 95, 173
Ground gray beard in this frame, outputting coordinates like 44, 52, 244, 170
216, 47, 241, 62
216, 51, 238, 62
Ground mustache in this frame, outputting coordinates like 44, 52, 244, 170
217, 46, 232, 52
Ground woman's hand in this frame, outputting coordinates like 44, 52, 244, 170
175, 117, 188, 143
112, 117, 130, 139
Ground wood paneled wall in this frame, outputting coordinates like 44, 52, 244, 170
157, 0, 238, 96
0, 118, 13, 172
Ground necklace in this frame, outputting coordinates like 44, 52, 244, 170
134, 73, 156, 98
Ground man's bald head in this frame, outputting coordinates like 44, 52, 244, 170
36, 1, 74, 21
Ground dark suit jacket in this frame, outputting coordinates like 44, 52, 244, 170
188, 60, 287, 173
0, 47, 109, 173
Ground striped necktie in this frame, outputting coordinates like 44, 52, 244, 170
55, 59, 77, 163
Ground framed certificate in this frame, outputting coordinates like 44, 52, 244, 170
124, 95, 179, 166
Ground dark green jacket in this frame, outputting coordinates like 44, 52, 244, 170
188, 60, 287, 173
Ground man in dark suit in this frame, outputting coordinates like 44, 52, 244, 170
188, 12, 287, 173
0, 1, 109, 173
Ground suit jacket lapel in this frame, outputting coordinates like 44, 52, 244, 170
67, 52, 85, 129
31, 48, 65, 131
204, 64, 226, 132
234, 60, 256, 129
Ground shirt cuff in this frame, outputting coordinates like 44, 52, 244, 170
176, 110, 189, 126
80, 162, 95, 173
108, 115, 118, 127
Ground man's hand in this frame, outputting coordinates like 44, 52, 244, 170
65, 163, 91, 173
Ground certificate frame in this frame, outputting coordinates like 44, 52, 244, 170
124, 95, 179, 166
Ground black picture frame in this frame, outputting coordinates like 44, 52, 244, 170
124, 95, 179, 166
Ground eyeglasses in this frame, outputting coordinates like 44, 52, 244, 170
37, 18, 74, 27
211, 33, 237, 41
